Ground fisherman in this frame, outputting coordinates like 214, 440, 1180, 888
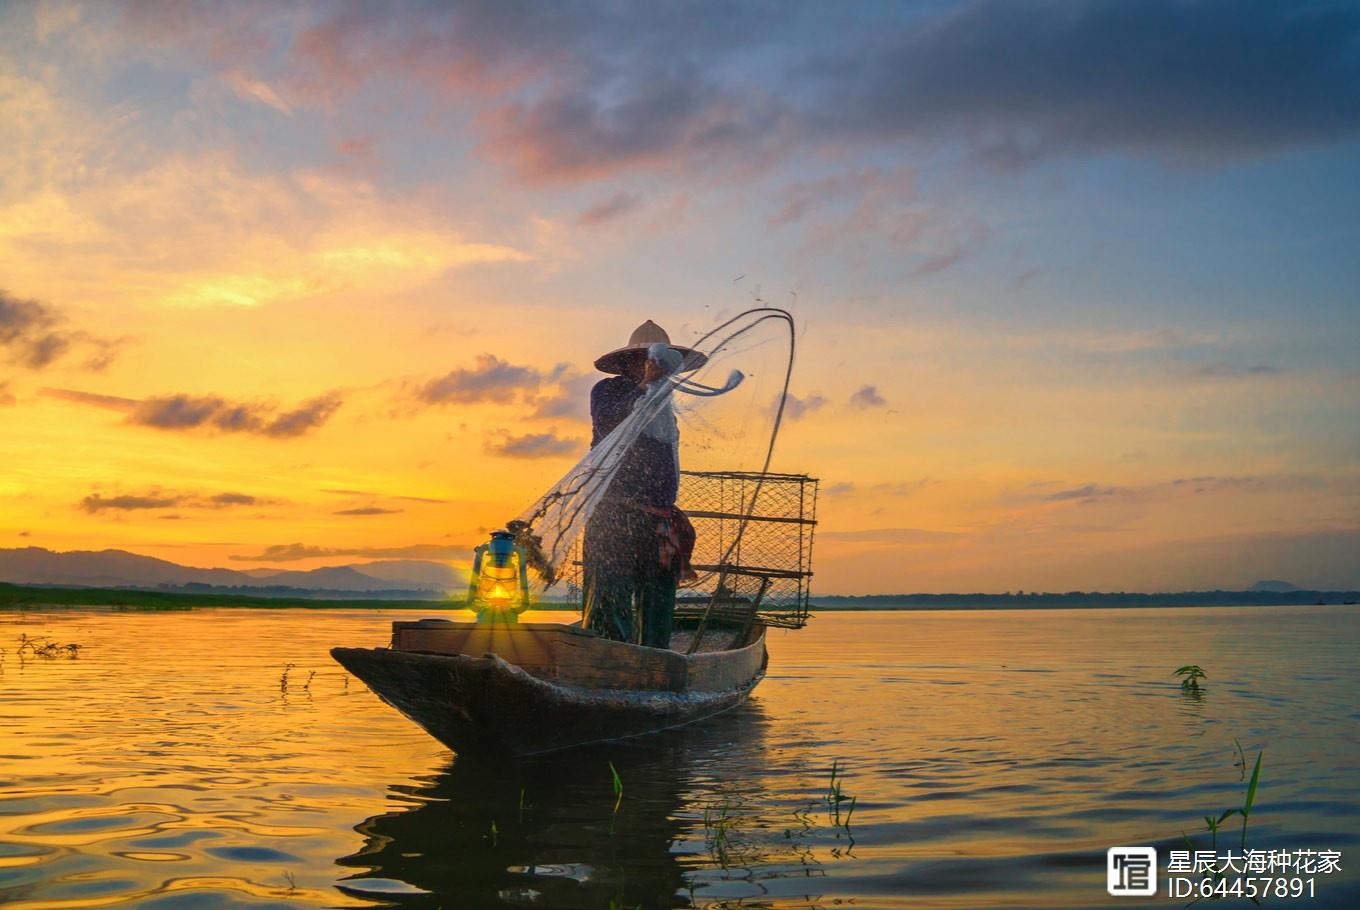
583, 320, 703, 647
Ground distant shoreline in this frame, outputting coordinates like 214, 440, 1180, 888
807, 600, 1359, 612
2, 581, 1357, 612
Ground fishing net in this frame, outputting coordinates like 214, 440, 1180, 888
508, 307, 816, 629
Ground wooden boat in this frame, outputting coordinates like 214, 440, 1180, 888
331, 618, 767, 757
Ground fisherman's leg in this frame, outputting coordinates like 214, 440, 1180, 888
583, 513, 634, 642
586, 567, 635, 642
639, 566, 677, 649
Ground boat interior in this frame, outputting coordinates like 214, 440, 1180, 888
387, 617, 765, 693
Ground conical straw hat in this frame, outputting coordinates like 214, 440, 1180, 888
593, 320, 707, 375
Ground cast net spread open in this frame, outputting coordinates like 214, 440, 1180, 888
510, 307, 819, 632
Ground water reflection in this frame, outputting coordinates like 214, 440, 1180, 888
338, 705, 771, 908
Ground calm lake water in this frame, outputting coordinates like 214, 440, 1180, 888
1, 606, 1357, 909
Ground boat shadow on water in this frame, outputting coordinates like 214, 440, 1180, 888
336, 701, 779, 909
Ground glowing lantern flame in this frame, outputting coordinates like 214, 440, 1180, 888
466, 530, 531, 622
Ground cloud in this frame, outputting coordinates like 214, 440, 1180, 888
46, 387, 343, 438
122, 0, 1360, 190
819, 527, 961, 544
335, 506, 403, 516
1042, 484, 1125, 503
81, 493, 183, 513
1, 290, 120, 371
210, 492, 257, 506
577, 192, 641, 226
130, 391, 342, 437
230, 542, 472, 562
1189, 362, 1283, 380
811, 0, 1360, 165
529, 368, 595, 420
255, 393, 344, 437
321, 487, 448, 504
822, 478, 933, 498
79, 489, 266, 513
417, 354, 567, 406
871, 479, 934, 496
224, 71, 292, 115
484, 428, 583, 459
849, 385, 887, 409
487, 68, 784, 182
783, 391, 827, 421
0, 381, 14, 407
41, 388, 138, 409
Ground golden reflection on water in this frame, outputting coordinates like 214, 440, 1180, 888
1, 606, 1358, 908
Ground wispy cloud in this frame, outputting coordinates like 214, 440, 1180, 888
783, 391, 827, 421
1034, 474, 1323, 505
416, 354, 567, 406
484, 428, 582, 458
818, 527, 960, 544
230, 542, 472, 562
46, 388, 343, 438
529, 369, 594, 420
321, 488, 448, 504
80, 489, 268, 513
849, 385, 887, 409
1042, 484, 1125, 503
224, 71, 292, 115
1189, 362, 1284, 380
122, 1, 1360, 186
1, 290, 122, 371
334, 506, 403, 516
577, 191, 640, 226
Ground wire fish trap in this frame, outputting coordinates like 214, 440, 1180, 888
562, 470, 819, 631
677, 470, 819, 630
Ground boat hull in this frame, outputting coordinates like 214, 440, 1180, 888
331, 622, 766, 757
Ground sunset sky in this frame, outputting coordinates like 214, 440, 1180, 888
2, 0, 1358, 593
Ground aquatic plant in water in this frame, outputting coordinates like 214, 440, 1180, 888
15, 634, 82, 659
703, 799, 737, 868
1182, 742, 1265, 897
1175, 664, 1206, 691
826, 760, 856, 829
609, 761, 623, 813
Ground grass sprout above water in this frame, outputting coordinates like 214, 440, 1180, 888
609, 761, 623, 813
1181, 741, 1265, 899
827, 760, 856, 829
1175, 664, 1206, 691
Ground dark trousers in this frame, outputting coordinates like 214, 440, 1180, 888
583, 505, 677, 648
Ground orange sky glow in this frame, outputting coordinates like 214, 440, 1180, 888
3, 2, 1358, 593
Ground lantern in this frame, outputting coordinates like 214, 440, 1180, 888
466, 530, 531, 623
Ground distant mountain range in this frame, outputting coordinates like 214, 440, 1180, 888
0, 547, 463, 596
